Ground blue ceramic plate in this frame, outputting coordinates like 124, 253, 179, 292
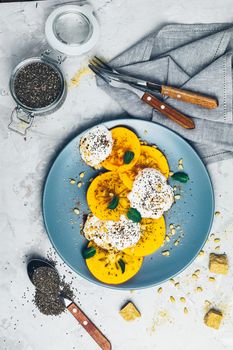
43, 119, 214, 289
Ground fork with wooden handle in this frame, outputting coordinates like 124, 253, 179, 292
92, 56, 218, 110
89, 63, 195, 129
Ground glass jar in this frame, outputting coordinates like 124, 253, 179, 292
9, 55, 66, 135
8, 3, 99, 135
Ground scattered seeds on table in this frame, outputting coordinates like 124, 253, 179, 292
69, 179, 76, 185
77, 181, 83, 188
196, 286, 203, 292
175, 282, 180, 288
215, 246, 220, 251
79, 172, 85, 178
209, 277, 216, 282
205, 300, 211, 307
157, 287, 163, 294
165, 235, 170, 242
174, 239, 180, 246
180, 297, 186, 303
215, 211, 221, 216
192, 273, 198, 280
170, 296, 175, 303
198, 250, 204, 257
214, 238, 220, 243
184, 307, 188, 314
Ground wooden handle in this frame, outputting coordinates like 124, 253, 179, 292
142, 92, 195, 129
67, 302, 111, 350
161, 85, 218, 109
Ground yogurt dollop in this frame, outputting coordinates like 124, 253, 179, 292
128, 168, 174, 219
83, 214, 141, 251
79, 125, 113, 167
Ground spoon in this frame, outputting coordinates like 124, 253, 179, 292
27, 258, 111, 350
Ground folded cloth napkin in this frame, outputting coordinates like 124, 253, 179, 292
98, 23, 233, 164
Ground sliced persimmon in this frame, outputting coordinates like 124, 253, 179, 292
101, 127, 141, 172
85, 242, 143, 284
119, 145, 170, 189
124, 216, 166, 256
86, 171, 130, 221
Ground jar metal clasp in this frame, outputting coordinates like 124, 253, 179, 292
8, 107, 34, 136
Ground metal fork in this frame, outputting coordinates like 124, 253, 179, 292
89, 62, 195, 129
91, 57, 218, 110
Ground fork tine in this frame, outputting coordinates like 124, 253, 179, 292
89, 57, 98, 66
94, 56, 113, 71
88, 63, 110, 83
89, 57, 110, 72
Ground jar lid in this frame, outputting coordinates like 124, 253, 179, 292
45, 4, 100, 56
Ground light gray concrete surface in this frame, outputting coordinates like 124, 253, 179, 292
1, 1, 233, 349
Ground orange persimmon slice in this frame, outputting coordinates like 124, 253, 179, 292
124, 217, 166, 257
85, 242, 143, 284
101, 127, 141, 172
86, 171, 130, 221
119, 145, 169, 189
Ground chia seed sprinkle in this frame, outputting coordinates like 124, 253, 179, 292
34, 290, 65, 316
14, 62, 62, 109
32, 266, 60, 294
32, 265, 74, 316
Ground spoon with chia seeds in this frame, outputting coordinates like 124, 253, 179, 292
27, 258, 111, 350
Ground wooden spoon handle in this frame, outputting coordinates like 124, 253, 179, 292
142, 92, 195, 129
67, 302, 111, 350
161, 85, 218, 109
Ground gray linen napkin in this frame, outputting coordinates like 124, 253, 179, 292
98, 23, 233, 164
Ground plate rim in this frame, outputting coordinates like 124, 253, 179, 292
42, 118, 215, 290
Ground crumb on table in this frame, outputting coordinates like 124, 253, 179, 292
119, 302, 141, 321
209, 253, 228, 275
204, 309, 223, 329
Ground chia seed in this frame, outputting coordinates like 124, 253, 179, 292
32, 266, 60, 294
32, 266, 74, 316
14, 62, 62, 109
34, 290, 65, 316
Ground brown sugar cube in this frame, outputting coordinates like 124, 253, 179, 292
119, 302, 141, 321
204, 309, 223, 329
209, 253, 228, 275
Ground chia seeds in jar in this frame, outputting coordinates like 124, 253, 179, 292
14, 62, 62, 109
